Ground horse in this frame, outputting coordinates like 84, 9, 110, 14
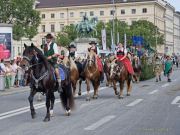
20, 43, 74, 122
84, 50, 101, 101
132, 55, 141, 83
63, 56, 84, 96
110, 61, 132, 99
104, 58, 113, 87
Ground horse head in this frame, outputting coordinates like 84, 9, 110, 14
20, 43, 44, 71
87, 50, 96, 67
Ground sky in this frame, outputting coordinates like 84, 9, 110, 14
167, 0, 180, 11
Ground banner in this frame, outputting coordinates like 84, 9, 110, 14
101, 29, 106, 50
132, 36, 144, 46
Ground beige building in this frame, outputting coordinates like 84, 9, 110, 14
12, 0, 180, 57
174, 12, 180, 54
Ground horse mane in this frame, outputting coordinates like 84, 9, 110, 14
69, 57, 78, 70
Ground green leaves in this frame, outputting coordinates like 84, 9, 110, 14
0, 0, 40, 40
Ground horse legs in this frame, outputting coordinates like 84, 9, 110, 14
72, 80, 77, 97
113, 80, 119, 96
93, 80, 99, 99
126, 79, 132, 96
78, 79, 82, 96
86, 79, 91, 101
119, 81, 125, 99
50, 93, 55, 117
43, 92, 51, 122
28, 90, 36, 119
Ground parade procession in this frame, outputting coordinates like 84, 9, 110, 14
0, 0, 180, 135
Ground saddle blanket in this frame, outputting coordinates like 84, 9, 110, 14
59, 67, 65, 81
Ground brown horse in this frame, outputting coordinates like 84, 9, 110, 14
132, 56, 141, 83
84, 50, 101, 101
110, 61, 132, 99
104, 58, 113, 87
63, 56, 83, 96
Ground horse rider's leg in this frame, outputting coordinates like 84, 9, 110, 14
55, 67, 62, 92
50, 93, 55, 117
43, 92, 51, 122
113, 80, 118, 96
28, 89, 37, 119
86, 78, 91, 101
126, 78, 132, 96
78, 79, 82, 96
119, 80, 125, 99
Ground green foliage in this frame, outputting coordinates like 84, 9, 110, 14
0, 0, 40, 40
56, 32, 71, 47
63, 24, 77, 41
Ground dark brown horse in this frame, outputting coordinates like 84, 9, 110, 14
110, 61, 132, 99
20, 44, 74, 122
84, 51, 101, 101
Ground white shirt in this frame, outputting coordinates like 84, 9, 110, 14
47, 42, 58, 54
0, 62, 6, 72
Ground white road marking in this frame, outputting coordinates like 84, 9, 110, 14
162, 83, 169, 88
171, 96, 180, 105
84, 115, 116, 130
148, 89, 159, 95
0, 86, 108, 120
126, 99, 143, 107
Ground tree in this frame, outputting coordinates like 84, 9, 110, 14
56, 32, 71, 47
0, 0, 40, 40
63, 24, 77, 41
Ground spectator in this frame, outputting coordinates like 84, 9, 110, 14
16, 61, 24, 87
164, 55, 173, 82
5, 61, 13, 89
0, 59, 6, 74
11, 59, 18, 87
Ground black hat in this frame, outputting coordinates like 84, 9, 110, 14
45, 33, 53, 39
68, 44, 76, 48
89, 41, 97, 45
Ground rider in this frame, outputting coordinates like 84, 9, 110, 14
67, 44, 78, 60
88, 41, 104, 82
115, 43, 134, 75
43, 33, 61, 91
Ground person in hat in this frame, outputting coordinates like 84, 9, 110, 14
164, 54, 173, 82
154, 54, 163, 82
42, 33, 61, 91
67, 44, 77, 60
115, 43, 134, 75
88, 41, 104, 82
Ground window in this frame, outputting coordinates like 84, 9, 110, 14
142, 8, 147, 13
51, 24, 55, 32
70, 12, 74, 17
60, 24, 64, 31
90, 11, 94, 16
100, 11, 104, 16
60, 13, 64, 18
51, 13, 55, 18
131, 9, 136, 14
80, 12, 84, 17
110, 10, 115, 15
42, 25, 45, 32
121, 9, 125, 14
42, 14, 45, 19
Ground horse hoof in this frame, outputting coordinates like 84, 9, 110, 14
127, 93, 130, 96
115, 92, 119, 95
43, 117, 50, 122
78, 92, 81, 96
86, 97, 90, 101
66, 110, 71, 116
118, 96, 124, 99
93, 95, 98, 99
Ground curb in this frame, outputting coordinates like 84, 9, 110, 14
0, 87, 30, 96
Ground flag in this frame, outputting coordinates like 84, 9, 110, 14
101, 29, 106, 50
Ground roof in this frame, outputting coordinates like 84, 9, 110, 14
36, 0, 155, 8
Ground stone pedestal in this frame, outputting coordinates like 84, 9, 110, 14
74, 38, 98, 57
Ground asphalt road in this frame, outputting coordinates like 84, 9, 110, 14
0, 69, 180, 135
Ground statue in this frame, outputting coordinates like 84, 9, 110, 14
75, 13, 98, 38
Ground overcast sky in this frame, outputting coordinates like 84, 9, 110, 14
167, 0, 180, 11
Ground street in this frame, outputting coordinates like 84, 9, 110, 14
0, 69, 180, 135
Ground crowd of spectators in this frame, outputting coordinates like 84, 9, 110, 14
0, 57, 26, 89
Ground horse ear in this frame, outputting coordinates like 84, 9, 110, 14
24, 44, 27, 48
31, 43, 34, 47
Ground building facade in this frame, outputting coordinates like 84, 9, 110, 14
12, 0, 180, 57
